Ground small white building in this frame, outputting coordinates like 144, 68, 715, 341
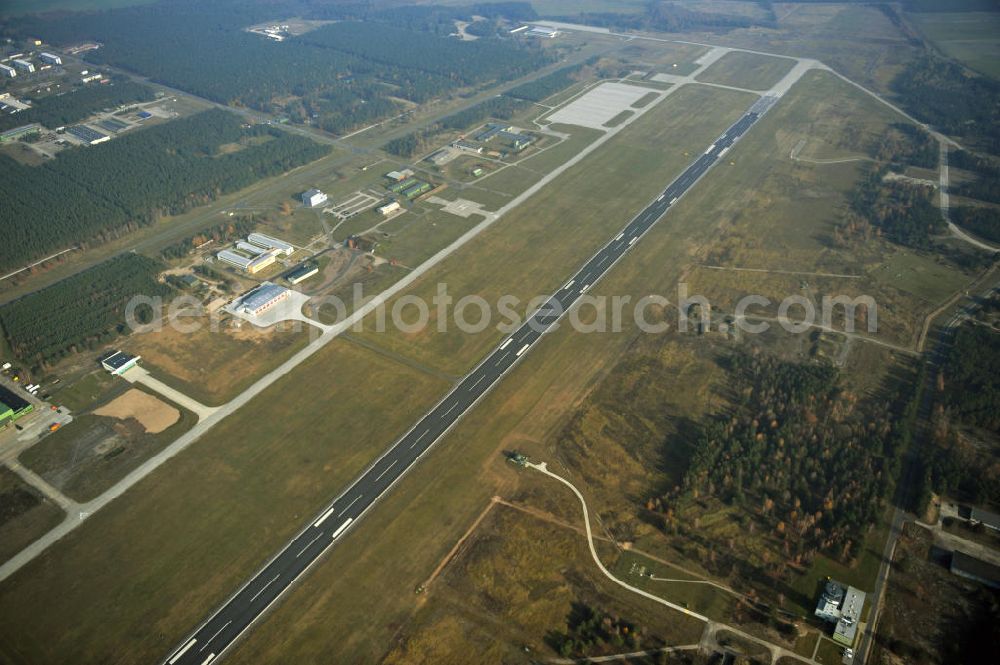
12, 59, 35, 74
302, 188, 328, 207
378, 201, 402, 216
0, 64, 16, 79
39, 52, 62, 66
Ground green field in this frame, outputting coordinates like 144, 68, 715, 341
697, 51, 797, 91
911, 11, 1000, 78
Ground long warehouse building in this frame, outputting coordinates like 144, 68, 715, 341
247, 233, 293, 256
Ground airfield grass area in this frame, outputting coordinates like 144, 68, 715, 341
0, 339, 450, 664
701, 2, 922, 94
910, 11, 1000, 79
681, 70, 978, 348
696, 51, 796, 91
376, 211, 483, 268
19, 387, 197, 502
219, 71, 962, 661
0, 66, 972, 663
380, 505, 706, 663
0, 468, 64, 566
359, 84, 757, 376
125, 316, 315, 406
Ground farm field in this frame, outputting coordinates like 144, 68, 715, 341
695, 51, 796, 91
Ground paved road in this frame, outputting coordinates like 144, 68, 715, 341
164, 96, 778, 665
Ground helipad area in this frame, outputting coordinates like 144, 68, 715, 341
546, 82, 654, 129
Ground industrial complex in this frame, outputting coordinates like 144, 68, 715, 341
216, 233, 294, 274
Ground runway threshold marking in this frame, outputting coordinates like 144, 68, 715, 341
313, 507, 336, 528
168, 639, 196, 664
374, 460, 397, 482
331, 518, 353, 539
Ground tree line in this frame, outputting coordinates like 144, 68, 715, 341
0, 78, 155, 133
891, 55, 1000, 152
159, 217, 256, 260
0, 109, 329, 273
0, 254, 170, 369
506, 63, 589, 102
845, 165, 944, 249
6, 1, 550, 139
658, 351, 903, 567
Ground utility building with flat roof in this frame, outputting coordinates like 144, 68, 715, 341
12, 59, 34, 73
0, 64, 16, 78
39, 52, 62, 65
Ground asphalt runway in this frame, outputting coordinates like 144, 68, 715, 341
164, 94, 779, 665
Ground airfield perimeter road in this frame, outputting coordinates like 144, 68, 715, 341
164, 93, 779, 665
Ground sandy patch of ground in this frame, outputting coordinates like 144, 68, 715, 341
94, 389, 179, 434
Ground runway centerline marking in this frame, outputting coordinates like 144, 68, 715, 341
249, 576, 279, 604
201, 620, 231, 651
374, 460, 397, 482
338, 493, 363, 515
297, 532, 324, 558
